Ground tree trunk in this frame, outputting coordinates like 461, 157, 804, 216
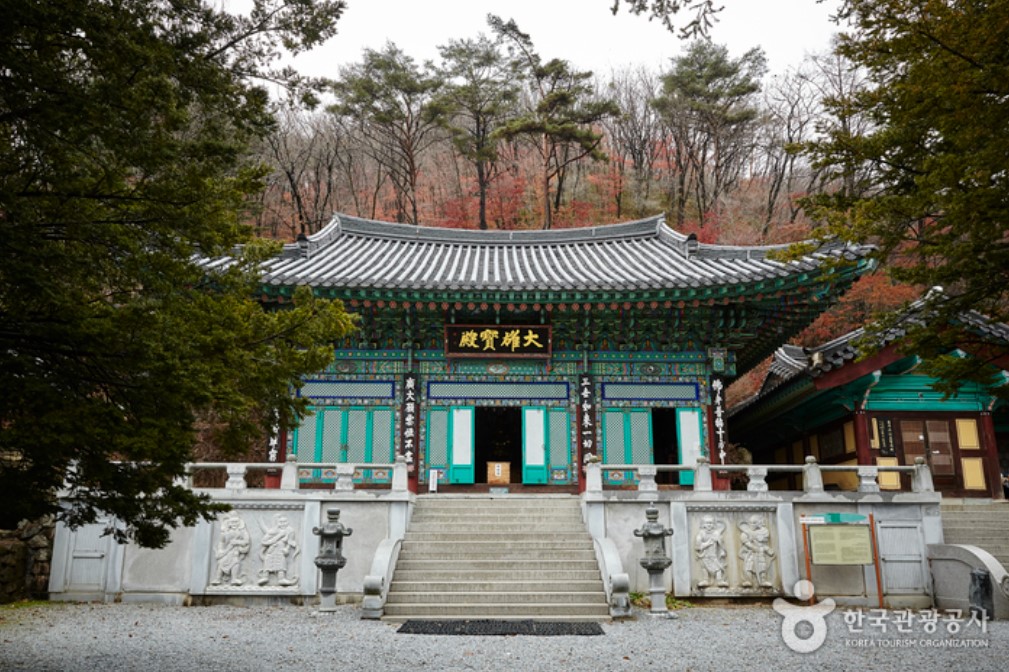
542, 137, 552, 230
477, 161, 488, 230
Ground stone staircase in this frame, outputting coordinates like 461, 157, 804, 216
941, 501, 1009, 570
383, 495, 610, 622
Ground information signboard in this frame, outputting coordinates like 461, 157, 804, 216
808, 525, 874, 565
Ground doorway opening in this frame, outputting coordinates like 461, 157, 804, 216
652, 408, 680, 485
474, 407, 522, 484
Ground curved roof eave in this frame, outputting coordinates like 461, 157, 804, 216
219, 212, 875, 296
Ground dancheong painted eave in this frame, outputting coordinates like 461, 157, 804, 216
202, 213, 876, 298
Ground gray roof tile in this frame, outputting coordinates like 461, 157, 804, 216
230, 213, 872, 294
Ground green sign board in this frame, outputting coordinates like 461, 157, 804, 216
821, 513, 868, 524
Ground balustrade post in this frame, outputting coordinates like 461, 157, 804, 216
584, 461, 603, 494
225, 464, 247, 491
694, 456, 712, 492
912, 457, 935, 493
857, 466, 881, 493
392, 455, 408, 492
638, 465, 658, 492
802, 456, 824, 494
180, 467, 194, 491
334, 463, 356, 492
281, 454, 299, 491
746, 466, 768, 492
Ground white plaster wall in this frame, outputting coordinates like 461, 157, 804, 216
51, 489, 412, 604
122, 526, 194, 596
590, 490, 939, 606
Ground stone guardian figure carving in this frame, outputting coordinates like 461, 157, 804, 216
738, 515, 775, 589
694, 515, 728, 588
257, 514, 299, 587
211, 513, 251, 586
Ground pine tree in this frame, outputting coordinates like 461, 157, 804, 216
0, 0, 354, 546
804, 0, 1009, 396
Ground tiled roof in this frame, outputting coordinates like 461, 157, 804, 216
732, 294, 1009, 415
204, 213, 872, 294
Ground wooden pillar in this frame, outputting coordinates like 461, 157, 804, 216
979, 411, 1002, 500
854, 408, 873, 466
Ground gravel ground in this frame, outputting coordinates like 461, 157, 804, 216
1, 601, 1006, 672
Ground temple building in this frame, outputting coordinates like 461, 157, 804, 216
207, 213, 874, 492
728, 319, 1009, 498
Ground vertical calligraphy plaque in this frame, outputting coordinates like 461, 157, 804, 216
401, 373, 419, 462
711, 377, 726, 465
578, 373, 597, 460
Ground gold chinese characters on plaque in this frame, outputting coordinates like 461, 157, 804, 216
445, 325, 551, 359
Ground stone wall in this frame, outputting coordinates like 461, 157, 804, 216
49, 491, 410, 605
0, 517, 55, 603
583, 489, 941, 609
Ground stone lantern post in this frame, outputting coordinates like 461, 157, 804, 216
313, 508, 353, 612
633, 502, 674, 617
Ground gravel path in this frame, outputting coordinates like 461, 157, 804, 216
2, 602, 1006, 672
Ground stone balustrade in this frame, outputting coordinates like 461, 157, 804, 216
185, 455, 410, 493
590, 455, 933, 494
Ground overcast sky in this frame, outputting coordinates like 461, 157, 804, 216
286, 0, 844, 79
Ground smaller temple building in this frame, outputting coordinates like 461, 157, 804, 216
729, 320, 1009, 498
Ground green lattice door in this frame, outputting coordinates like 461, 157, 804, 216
292, 406, 394, 483
602, 409, 653, 485
676, 408, 703, 486
426, 406, 475, 485
523, 407, 548, 484
522, 407, 571, 484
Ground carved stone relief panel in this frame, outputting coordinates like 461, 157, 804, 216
686, 506, 781, 595
205, 505, 303, 593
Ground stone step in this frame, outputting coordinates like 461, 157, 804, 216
413, 502, 580, 511
389, 580, 605, 593
386, 591, 608, 605
383, 603, 612, 618
936, 528, 1008, 540
405, 527, 588, 538
398, 551, 598, 563
385, 496, 606, 622
940, 502, 1008, 510
408, 516, 583, 526
401, 538, 594, 549
942, 534, 1009, 542
413, 500, 581, 508
410, 513, 582, 523
399, 532, 589, 544
392, 568, 603, 581
941, 545, 1009, 553
941, 527, 1009, 534
942, 527, 1009, 533
939, 514, 1009, 522
943, 536, 1009, 543
382, 614, 609, 623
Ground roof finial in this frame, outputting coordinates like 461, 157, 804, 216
296, 232, 310, 259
